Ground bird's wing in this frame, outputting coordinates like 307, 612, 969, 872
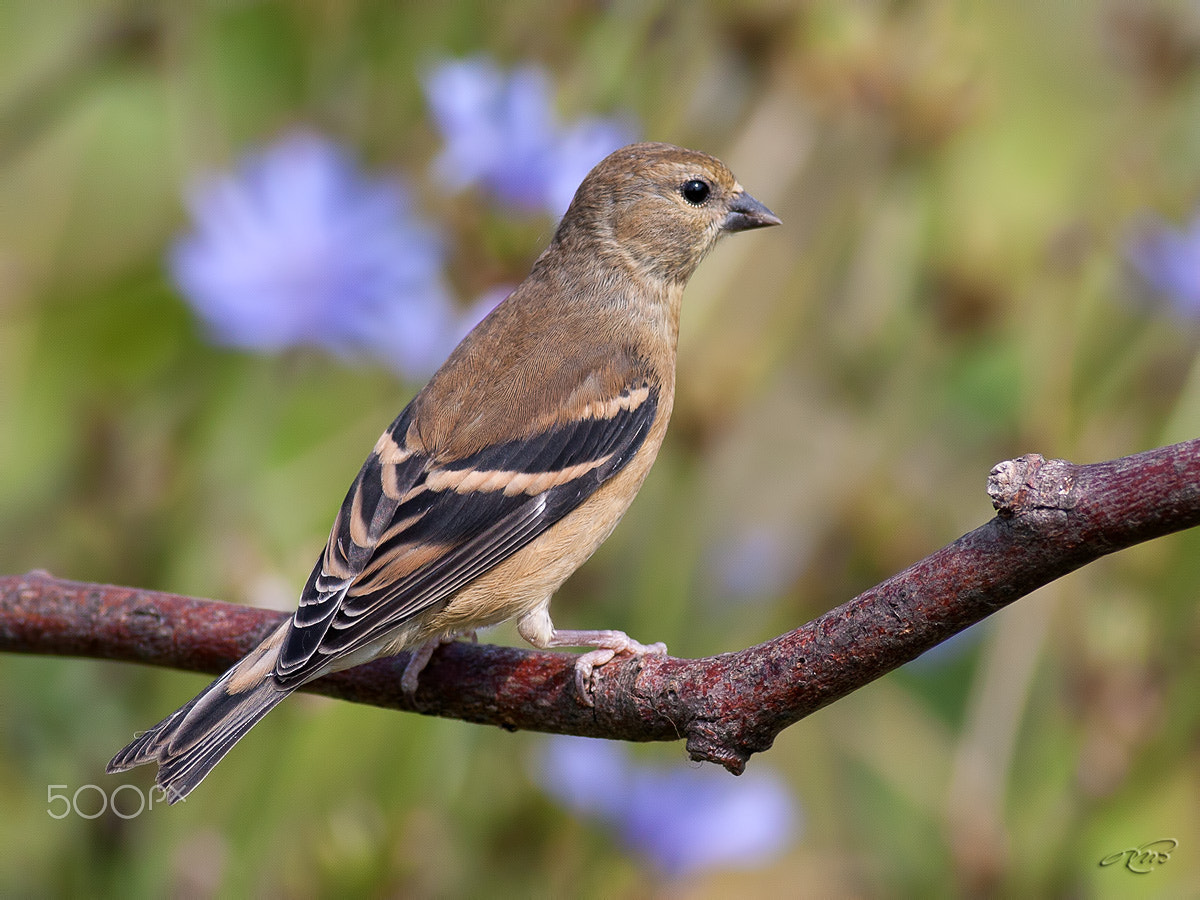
273, 377, 658, 687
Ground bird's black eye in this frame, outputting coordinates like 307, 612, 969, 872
680, 179, 711, 205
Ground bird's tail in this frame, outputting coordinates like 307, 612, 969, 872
107, 622, 292, 804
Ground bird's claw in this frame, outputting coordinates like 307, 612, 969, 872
573, 638, 668, 707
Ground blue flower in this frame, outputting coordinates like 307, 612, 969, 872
1127, 210, 1200, 319
622, 763, 799, 878
544, 116, 641, 217
424, 57, 637, 217
535, 735, 799, 878
535, 734, 631, 821
169, 131, 462, 378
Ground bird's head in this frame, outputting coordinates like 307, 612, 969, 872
556, 142, 781, 285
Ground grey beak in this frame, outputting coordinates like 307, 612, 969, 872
723, 191, 782, 232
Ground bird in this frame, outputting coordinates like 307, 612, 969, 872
107, 141, 780, 803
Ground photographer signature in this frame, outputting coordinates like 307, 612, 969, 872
1098, 839, 1177, 874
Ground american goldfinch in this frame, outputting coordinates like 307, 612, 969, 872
108, 141, 780, 802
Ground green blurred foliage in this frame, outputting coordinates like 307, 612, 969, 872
2, 0, 1199, 895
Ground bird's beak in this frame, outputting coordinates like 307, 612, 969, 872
723, 191, 782, 232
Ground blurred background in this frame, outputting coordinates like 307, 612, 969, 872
2, 1, 1199, 895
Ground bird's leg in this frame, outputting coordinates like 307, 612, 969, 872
401, 630, 478, 695
517, 609, 667, 707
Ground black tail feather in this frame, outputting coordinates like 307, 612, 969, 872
107, 672, 290, 804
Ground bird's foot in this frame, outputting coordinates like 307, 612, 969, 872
400, 631, 478, 695
556, 630, 668, 707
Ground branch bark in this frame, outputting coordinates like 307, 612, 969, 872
3, 440, 1199, 774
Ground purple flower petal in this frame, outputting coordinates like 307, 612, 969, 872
1127, 210, 1200, 319
548, 116, 640, 216
169, 130, 458, 378
535, 735, 799, 877
425, 56, 638, 216
534, 735, 631, 820
622, 765, 798, 878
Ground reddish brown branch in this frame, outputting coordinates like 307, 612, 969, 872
3, 440, 1199, 773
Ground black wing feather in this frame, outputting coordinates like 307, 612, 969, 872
274, 382, 658, 687
278, 406, 423, 673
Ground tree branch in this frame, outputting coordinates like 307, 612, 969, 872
3, 440, 1199, 773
